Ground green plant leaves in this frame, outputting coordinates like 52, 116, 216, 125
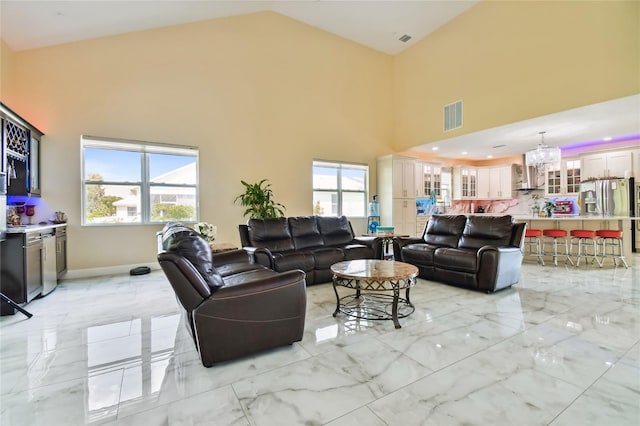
234, 179, 286, 219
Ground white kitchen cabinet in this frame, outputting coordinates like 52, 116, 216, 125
420, 162, 442, 198
392, 157, 419, 198
392, 198, 417, 237
377, 155, 419, 236
582, 150, 633, 180
453, 166, 477, 199
477, 168, 490, 198
544, 158, 581, 196
476, 165, 514, 199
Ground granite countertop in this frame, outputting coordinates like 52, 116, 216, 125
6, 223, 68, 233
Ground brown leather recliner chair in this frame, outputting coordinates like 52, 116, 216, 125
157, 223, 306, 367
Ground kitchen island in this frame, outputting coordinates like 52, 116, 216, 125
512, 215, 635, 265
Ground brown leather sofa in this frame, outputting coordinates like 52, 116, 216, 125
238, 216, 382, 285
393, 215, 526, 293
158, 223, 306, 366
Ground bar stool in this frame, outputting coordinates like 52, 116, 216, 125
596, 230, 629, 268
542, 229, 574, 267
569, 229, 601, 267
524, 229, 544, 265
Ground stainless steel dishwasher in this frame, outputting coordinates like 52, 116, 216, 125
41, 231, 58, 296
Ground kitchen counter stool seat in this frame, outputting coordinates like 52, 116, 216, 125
569, 229, 601, 267
524, 229, 544, 265
542, 229, 574, 267
596, 229, 628, 268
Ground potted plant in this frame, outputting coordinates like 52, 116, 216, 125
235, 179, 286, 219
543, 200, 557, 217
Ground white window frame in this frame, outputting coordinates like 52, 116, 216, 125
81, 136, 199, 226
312, 160, 369, 217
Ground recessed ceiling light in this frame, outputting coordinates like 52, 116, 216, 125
431, 147, 439, 151
603, 136, 612, 141
461, 151, 468, 155
487, 155, 493, 159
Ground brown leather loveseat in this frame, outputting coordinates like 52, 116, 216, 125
239, 216, 382, 285
393, 215, 526, 293
158, 223, 306, 366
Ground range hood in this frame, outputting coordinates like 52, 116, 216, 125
516, 157, 542, 191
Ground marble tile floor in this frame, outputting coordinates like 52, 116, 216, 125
1, 258, 639, 426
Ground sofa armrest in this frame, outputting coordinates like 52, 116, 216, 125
211, 249, 251, 267
249, 247, 275, 270
392, 237, 424, 261
352, 235, 379, 247
476, 245, 524, 292
352, 236, 383, 259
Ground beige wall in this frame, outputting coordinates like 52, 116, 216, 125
393, 0, 640, 150
3, 2, 638, 273
3, 12, 393, 271
1, 39, 16, 103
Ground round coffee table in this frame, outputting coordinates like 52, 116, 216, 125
330, 259, 418, 329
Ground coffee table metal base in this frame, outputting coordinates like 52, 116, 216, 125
332, 277, 415, 329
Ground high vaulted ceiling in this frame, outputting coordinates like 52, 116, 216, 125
1, 1, 638, 159
0, 0, 478, 54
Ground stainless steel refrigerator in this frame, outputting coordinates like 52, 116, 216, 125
580, 177, 636, 252
580, 178, 631, 217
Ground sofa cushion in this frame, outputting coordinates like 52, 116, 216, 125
161, 223, 225, 290
458, 215, 513, 250
216, 262, 266, 278
272, 251, 315, 273
248, 218, 295, 252
402, 243, 439, 266
343, 244, 375, 260
423, 215, 467, 248
434, 247, 477, 273
220, 268, 280, 286
308, 247, 344, 269
290, 216, 324, 250
318, 216, 354, 246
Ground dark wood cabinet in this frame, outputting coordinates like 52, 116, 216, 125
1, 225, 66, 314
1, 231, 43, 305
1, 103, 44, 197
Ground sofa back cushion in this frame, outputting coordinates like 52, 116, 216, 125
423, 215, 467, 248
290, 216, 324, 250
161, 223, 225, 292
247, 217, 295, 252
318, 216, 354, 246
458, 215, 514, 250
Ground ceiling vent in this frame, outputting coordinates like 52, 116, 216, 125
398, 34, 412, 42
444, 100, 463, 131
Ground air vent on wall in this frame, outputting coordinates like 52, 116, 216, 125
444, 100, 463, 131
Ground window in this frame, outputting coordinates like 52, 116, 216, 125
312, 160, 368, 216
81, 136, 198, 225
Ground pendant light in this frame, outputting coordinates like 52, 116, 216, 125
525, 131, 561, 169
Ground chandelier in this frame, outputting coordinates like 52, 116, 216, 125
525, 131, 561, 169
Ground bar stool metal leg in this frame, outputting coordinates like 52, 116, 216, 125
542, 229, 573, 267
524, 229, 544, 265
596, 230, 629, 268
569, 230, 601, 267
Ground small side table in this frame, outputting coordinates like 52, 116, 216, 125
209, 242, 238, 253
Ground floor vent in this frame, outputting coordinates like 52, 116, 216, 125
444, 100, 463, 131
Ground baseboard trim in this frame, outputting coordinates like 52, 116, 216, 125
61, 263, 161, 280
